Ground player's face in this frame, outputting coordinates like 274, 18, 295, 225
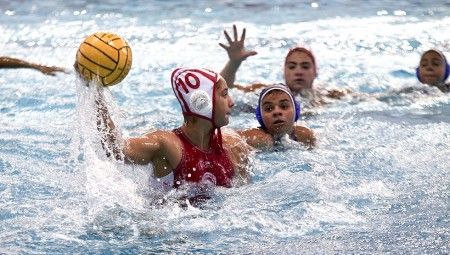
214, 79, 234, 127
284, 51, 316, 92
261, 90, 295, 136
419, 51, 447, 85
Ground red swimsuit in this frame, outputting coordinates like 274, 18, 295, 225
171, 127, 234, 189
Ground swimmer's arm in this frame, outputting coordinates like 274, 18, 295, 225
325, 87, 352, 99
96, 91, 179, 176
96, 92, 125, 161
236, 128, 273, 150
294, 125, 316, 148
122, 131, 174, 165
220, 61, 240, 89
223, 131, 255, 185
119, 131, 180, 177
219, 24, 257, 89
0, 56, 67, 76
121, 136, 161, 165
234, 83, 267, 92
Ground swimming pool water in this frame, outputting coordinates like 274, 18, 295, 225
1, 1, 449, 254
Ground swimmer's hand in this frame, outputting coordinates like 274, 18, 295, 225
219, 24, 257, 63
37, 65, 69, 76
73, 61, 91, 87
234, 83, 267, 92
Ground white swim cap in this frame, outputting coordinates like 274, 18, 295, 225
171, 67, 221, 123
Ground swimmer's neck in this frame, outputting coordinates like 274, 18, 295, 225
272, 128, 295, 141
295, 88, 314, 97
181, 118, 214, 150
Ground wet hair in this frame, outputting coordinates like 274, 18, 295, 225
285, 46, 317, 76
416, 49, 450, 83
255, 83, 301, 130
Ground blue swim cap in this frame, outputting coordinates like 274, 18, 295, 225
255, 83, 301, 130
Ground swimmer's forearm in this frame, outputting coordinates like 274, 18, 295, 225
0, 57, 39, 69
95, 96, 124, 161
220, 59, 242, 89
0, 56, 66, 76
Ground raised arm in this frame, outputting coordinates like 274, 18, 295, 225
95, 87, 180, 177
0, 56, 67, 76
219, 25, 257, 88
95, 89, 126, 161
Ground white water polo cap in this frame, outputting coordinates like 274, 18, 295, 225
171, 67, 221, 123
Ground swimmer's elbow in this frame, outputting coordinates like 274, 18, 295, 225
298, 134, 316, 149
295, 126, 317, 148
305, 136, 317, 149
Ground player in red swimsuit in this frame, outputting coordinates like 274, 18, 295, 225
92, 67, 253, 205
171, 127, 233, 188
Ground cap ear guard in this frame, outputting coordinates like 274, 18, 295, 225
255, 106, 265, 128
294, 100, 301, 121
416, 66, 422, 83
445, 61, 450, 81
171, 67, 219, 124
255, 83, 301, 130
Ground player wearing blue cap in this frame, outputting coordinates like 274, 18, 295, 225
237, 83, 315, 151
416, 49, 450, 92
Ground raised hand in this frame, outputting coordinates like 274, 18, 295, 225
219, 25, 258, 88
219, 24, 257, 63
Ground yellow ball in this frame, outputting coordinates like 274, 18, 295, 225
76, 32, 132, 86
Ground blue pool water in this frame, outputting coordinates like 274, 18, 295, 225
1, 1, 450, 254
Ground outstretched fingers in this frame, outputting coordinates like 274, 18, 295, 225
241, 27, 247, 42
233, 24, 238, 41
219, 24, 257, 62
222, 29, 233, 46
222, 25, 245, 46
